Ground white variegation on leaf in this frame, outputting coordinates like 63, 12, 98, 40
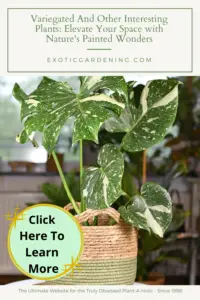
105, 79, 181, 152
13, 76, 127, 152
82, 144, 124, 209
16, 129, 38, 148
119, 182, 172, 237
80, 76, 128, 103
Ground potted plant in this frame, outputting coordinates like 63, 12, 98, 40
13, 76, 181, 285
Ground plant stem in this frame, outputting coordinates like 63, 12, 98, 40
52, 151, 80, 215
124, 192, 131, 200
79, 140, 86, 212
142, 149, 147, 184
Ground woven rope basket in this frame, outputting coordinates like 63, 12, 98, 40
39, 204, 138, 285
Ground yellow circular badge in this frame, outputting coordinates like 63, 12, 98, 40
7, 204, 83, 280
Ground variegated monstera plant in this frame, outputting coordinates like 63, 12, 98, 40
13, 76, 181, 238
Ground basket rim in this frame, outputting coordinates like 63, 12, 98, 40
79, 221, 137, 230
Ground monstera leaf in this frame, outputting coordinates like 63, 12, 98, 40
105, 79, 181, 152
82, 144, 124, 209
119, 182, 172, 237
13, 76, 127, 152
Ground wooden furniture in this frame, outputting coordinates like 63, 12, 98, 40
46, 153, 64, 172
8, 161, 36, 172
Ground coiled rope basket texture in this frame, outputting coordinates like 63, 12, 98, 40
39, 204, 138, 285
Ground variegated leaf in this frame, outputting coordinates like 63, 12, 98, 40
105, 79, 181, 152
13, 76, 126, 152
79, 76, 128, 103
119, 182, 172, 237
82, 144, 124, 209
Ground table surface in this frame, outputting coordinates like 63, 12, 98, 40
6, 279, 143, 285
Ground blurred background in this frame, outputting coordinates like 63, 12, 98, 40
0, 76, 200, 285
